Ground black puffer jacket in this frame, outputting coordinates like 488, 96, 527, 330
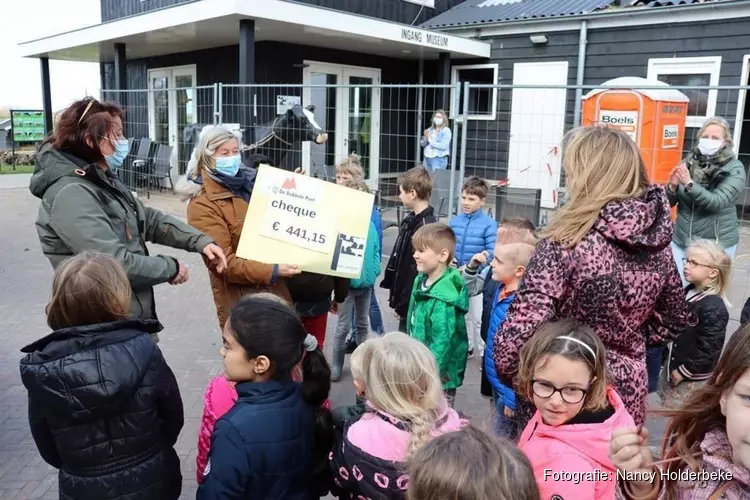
380, 206, 438, 317
666, 288, 729, 381
286, 272, 350, 317
19, 319, 184, 500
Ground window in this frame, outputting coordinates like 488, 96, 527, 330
647, 56, 722, 128
451, 64, 499, 120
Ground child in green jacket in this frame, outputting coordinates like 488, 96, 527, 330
407, 222, 469, 407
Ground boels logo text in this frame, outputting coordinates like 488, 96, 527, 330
601, 115, 635, 125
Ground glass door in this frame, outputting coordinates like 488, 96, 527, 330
172, 66, 197, 173
148, 69, 171, 146
148, 65, 197, 174
302, 65, 342, 180
302, 62, 381, 187
343, 68, 381, 188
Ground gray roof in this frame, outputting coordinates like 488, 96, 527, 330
421, 0, 725, 29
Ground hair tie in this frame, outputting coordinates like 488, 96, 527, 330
303, 334, 318, 352
556, 335, 597, 365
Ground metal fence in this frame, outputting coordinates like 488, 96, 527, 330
101, 82, 750, 217
99, 80, 750, 322
101, 85, 217, 197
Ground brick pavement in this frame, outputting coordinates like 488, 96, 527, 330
1, 179, 747, 498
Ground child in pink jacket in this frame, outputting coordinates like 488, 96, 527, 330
515, 319, 635, 500
196, 341, 330, 483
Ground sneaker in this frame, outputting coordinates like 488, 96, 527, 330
467, 349, 474, 358
345, 339, 358, 354
331, 371, 341, 382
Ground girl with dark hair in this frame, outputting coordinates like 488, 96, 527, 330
30, 97, 226, 337
612, 324, 750, 499
197, 295, 333, 499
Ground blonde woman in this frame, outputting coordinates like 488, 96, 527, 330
667, 116, 746, 283
658, 239, 731, 408
420, 109, 452, 173
492, 126, 688, 429
329, 332, 466, 499
176, 125, 300, 329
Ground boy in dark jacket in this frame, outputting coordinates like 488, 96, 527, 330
381, 165, 438, 332
20, 252, 183, 500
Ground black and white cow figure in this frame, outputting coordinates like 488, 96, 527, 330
182, 104, 328, 171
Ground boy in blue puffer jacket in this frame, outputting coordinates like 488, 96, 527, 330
449, 176, 497, 358
463, 242, 535, 441
331, 178, 382, 381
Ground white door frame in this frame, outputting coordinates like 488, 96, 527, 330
732, 54, 750, 155
147, 64, 197, 145
301, 60, 381, 188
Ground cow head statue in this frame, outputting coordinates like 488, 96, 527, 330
273, 104, 328, 146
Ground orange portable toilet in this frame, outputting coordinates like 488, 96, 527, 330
582, 77, 690, 185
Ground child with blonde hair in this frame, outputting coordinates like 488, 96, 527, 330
658, 239, 731, 408
464, 242, 536, 440
20, 251, 183, 500
330, 332, 466, 499
611, 324, 750, 499
332, 338, 381, 430
407, 426, 539, 500
516, 319, 635, 499
331, 178, 382, 381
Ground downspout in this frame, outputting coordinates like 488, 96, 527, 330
573, 20, 588, 127
416, 58, 424, 164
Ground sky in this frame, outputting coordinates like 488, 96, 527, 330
0, 0, 102, 111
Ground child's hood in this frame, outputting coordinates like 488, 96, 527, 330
522, 387, 635, 470
19, 319, 162, 422
416, 267, 469, 313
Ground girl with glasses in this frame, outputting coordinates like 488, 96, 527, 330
658, 240, 731, 408
515, 319, 635, 500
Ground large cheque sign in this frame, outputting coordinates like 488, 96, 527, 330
236, 165, 374, 279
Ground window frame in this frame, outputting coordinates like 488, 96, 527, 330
646, 56, 722, 128
450, 63, 499, 121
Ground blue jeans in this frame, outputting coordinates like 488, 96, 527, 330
671, 241, 737, 287
646, 346, 664, 394
348, 288, 384, 341
492, 389, 520, 441
424, 156, 448, 173
333, 288, 371, 378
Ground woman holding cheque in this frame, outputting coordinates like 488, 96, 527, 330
177, 125, 301, 329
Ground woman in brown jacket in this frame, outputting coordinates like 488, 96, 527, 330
177, 125, 301, 328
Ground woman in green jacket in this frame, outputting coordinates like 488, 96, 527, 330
667, 116, 746, 284
30, 97, 226, 338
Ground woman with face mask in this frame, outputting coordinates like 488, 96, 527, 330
421, 109, 452, 173
667, 116, 747, 284
30, 97, 227, 339
177, 125, 301, 330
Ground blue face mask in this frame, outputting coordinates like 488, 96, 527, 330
104, 138, 130, 169
215, 155, 241, 177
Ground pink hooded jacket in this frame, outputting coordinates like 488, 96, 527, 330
196, 367, 331, 483
519, 386, 635, 500
496, 185, 688, 427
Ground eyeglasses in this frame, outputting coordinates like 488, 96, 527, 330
682, 258, 711, 269
531, 379, 588, 404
